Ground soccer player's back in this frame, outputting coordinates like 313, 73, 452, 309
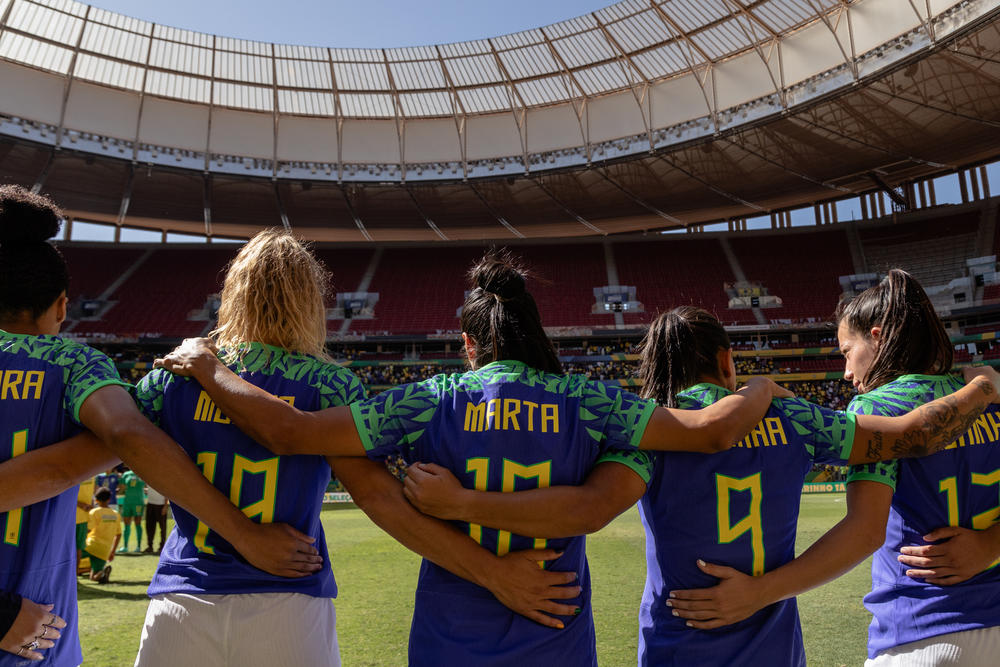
638, 385, 853, 666
0, 332, 127, 666
356, 361, 654, 667
136, 344, 363, 597
849, 375, 1000, 657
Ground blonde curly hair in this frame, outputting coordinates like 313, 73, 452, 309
211, 229, 330, 360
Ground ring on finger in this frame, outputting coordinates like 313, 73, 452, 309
38, 626, 48, 639
26, 640, 39, 650
47, 613, 55, 626
16, 647, 25, 657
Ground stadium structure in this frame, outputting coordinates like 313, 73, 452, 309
2, 0, 1000, 387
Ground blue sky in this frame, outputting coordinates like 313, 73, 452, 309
87, 0, 615, 47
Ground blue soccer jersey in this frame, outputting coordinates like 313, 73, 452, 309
0, 331, 129, 667
134, 343, 364, 598
847, 374, 1000, 658
351, 360, 656, 667
637, 383, 857, 667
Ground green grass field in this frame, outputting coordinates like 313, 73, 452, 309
78, 493, 870, 666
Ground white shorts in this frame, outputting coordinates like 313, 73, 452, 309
866, 626, 1000, 667
134, 592, 340, 667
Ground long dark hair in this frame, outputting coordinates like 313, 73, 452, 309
836, 269, 952, 390
459, 250, 561, 374
0, 185, 68, 322
638, 307, 731, 407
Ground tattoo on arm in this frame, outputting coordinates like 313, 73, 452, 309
861, 379, 992, 461
865, 431, 883, 461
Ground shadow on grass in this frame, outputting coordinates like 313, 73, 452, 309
76, 583, 150, 602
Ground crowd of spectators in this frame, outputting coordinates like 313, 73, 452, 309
735, 357, 774, 375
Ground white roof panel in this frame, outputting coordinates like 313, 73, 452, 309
276, 58, 331, 89
74, 53, 144, 90
443, 54, 504, 87
334, 61, 390, 91
80, 22, 149, 64
277, 89, 335, 115
390, 60, 447, 90
338, 92, 394, 117
149, 40, 212, 77
8, 1, 83, 45
0, 32, 74, 73
399, 91, 453, 116
144, 69, 210, 103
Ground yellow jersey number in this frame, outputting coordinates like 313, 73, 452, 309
192, 452, 280, 554
465, 457, 551, 556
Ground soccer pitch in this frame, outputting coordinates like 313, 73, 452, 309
78, 493, 869, 666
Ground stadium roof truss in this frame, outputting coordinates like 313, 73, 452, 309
0, 0, 999, 240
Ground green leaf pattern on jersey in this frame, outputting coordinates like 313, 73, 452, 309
354, 360, 657, 457
0, 332, 128, 424
677, 383, 855, 464
133, 342, 364, 425
846, 375, 960, 489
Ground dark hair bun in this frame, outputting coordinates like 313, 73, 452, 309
0, 185, 62, 245
469, 249, 527, 299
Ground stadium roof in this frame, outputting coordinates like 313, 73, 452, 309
0, 0, 999, 240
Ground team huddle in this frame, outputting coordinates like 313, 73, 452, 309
1, 183, 999, 666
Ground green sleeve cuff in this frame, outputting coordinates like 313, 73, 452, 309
846, 469, 896, 490
72, 379, 132, 425
595, 450, 654, 484
840, 412, 858, 464
349, 402, 375, 452
629, 400, 658, 448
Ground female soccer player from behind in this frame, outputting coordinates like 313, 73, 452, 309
0, 187, 320, 665
132, 233, 579, 667
402, 305, 1000, 666
156, 251, 802, 667
670, 270, 1000, 666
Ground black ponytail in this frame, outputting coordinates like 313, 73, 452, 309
460, 250, 562, 374
0, 185, 68, 321
836, 269, 952, 390
638, 307, 730, 407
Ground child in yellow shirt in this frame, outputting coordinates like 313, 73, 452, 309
84, 487, 121, 584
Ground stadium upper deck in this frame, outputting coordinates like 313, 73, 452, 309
1, 0, 1000, 240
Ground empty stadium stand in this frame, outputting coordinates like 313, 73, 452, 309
730, 229, 854, 324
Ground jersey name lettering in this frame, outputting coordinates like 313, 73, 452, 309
193, 391, 295, 423
947, 411, 1000, 449
734, 417, 788, 449
0, 370, 44, 400
463, 399, 559, 433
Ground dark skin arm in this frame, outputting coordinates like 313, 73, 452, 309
0, 432, 116, 513
403, 461, 648, 538
329, 457, 581, 629
77, 385, 322, 578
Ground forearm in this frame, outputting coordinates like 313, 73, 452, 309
103, 424, 255, 552
196, 361, 362, 456
335, 458, 500, 589
850, 376, 995, 464
756, 481, 889, 605
641, 379, 773, 453
0, 432, 117, 513
456, 486, 605, 538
